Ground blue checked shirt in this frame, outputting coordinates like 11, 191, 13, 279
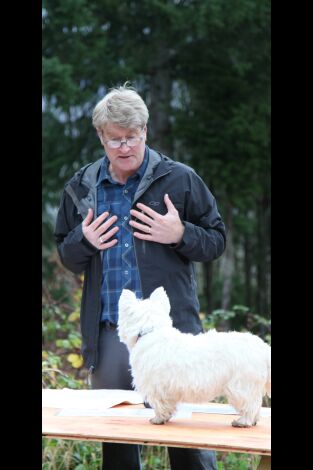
96, 148, 149, 324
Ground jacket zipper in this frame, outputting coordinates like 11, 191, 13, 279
87, 263, 102, 387
88, 184, 102, 385
87, 365, 95, 387
132, 169, 172, 296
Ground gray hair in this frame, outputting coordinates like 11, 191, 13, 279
92, 83, 149, 130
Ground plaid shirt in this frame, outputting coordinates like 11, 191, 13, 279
96, 148, 149, 324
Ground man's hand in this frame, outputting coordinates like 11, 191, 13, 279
129, 194, 185, 244
82, 208, 119, 250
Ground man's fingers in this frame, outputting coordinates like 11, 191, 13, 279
98, 226, 119, 240
90, 211, 111, 230
82, 209, 110, 229
130, 202, 160, 222
96, 214, 118, 233
129, 220, 152, 233
82, 208, 94, 227
100, 238, 118, 250
164, 193, 177, 213
130, 208, 155, 225
134, 195, 177, 219
132, 231, 153, 241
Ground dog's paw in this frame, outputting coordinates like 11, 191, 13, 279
231, 418, 252, 428
150, 416, 166, 425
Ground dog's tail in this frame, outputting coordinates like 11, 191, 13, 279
265, 345, 271, 398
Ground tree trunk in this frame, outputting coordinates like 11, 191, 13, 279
220, 205, 234, 322
256, 195, 270, 317
244, 231, 252, 309
146, 53, 173, 155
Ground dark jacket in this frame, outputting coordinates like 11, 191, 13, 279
54, 148, 226, 372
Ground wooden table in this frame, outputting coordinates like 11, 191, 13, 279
43, 403, 271, 469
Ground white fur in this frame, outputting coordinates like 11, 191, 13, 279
118, 287, 271, 427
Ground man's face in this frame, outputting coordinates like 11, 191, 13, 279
99, 122, 147, 179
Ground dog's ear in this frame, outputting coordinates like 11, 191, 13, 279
119, 289, 137, 308
150, 287, 171, 314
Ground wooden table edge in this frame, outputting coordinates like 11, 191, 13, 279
42, 431, 271, 456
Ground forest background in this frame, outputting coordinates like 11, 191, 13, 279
42, 1, 270, 468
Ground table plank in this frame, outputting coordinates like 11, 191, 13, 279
43, 404, 271, 456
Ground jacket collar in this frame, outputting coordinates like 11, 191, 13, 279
133, 148, 173, 203
65, 148, 173, 219
76, 147, 172, 190
96, 147, 149, 186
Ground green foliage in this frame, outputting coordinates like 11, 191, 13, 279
217, 452, 261, 470
43, 57, 78, 107
203, 304, 271, 344
42, 297, 83, 356
42, 438, 260, 469
42, 250, 86, 382
42, 351, 83, 389
142, 446, 170, 470
42, 438, 102, 470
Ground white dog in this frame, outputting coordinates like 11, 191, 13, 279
118, 287, 271, 427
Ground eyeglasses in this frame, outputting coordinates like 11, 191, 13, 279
103, 133, 144, 149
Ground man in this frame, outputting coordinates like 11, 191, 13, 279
55, 84, 226, 470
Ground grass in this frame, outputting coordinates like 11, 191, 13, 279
42, 438, 261, 469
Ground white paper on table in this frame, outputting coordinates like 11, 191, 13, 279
43, 390, 270, 418
177, 403, 271, 417
42, 388, 144, 411
56, 408, 192, 419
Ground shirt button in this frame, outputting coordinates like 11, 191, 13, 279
124, 216, 128, 220
124, 189, 128, 194
124, 270, 129, 276
125, 243, 129, 247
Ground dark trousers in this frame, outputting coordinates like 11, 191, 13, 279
91, 323, 217, 470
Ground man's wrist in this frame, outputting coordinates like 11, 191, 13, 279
174, 223, 185, 244
170, 222, 185, 246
